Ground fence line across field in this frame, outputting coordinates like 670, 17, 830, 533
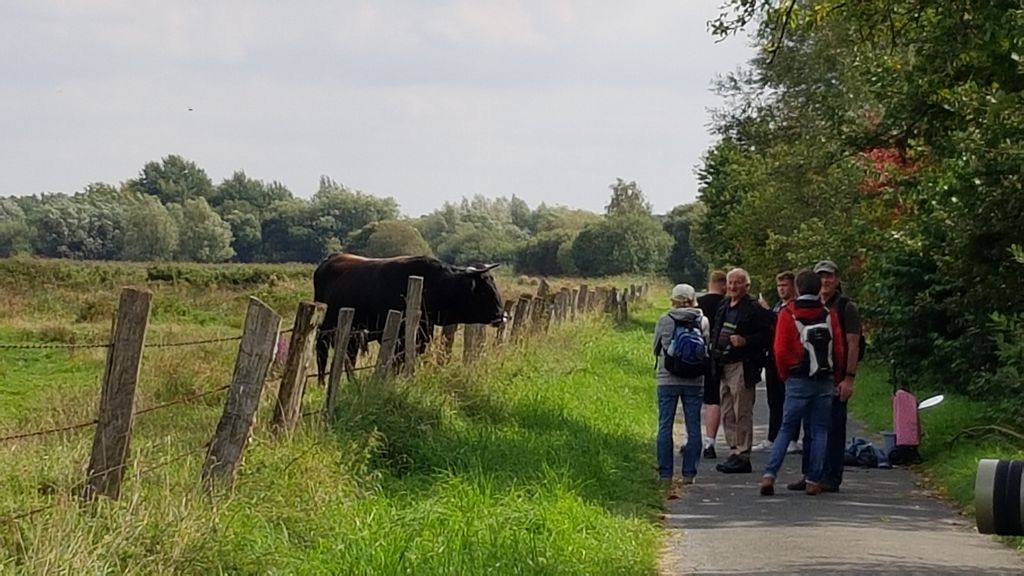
2, 442, 211, 525
1, 278, 649, 522
0, 333, 244, 351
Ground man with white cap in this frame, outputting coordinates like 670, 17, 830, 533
653, 283, 710, 492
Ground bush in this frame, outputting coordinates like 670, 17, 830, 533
571, 215, 672, 276
971, 312, 1024, 426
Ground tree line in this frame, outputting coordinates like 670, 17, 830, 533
0, 157, 706, 283
697, 0, 1024, 422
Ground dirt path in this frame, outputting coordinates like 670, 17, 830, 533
659, 384, 1024, 575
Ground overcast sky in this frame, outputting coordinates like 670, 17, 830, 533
0, 1, 754, 216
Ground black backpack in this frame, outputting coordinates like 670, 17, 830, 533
836, 296, 866, 362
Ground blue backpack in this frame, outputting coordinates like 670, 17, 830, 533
664, 314, 707, 379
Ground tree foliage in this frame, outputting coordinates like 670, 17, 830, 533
127, 155, 214, 205
605, 178, 652, 217
663, 203, 707, 285
0, 156, 703, 283
345, 220, 433, 258
696, 0, 1024, 418
122, 194, 178, 261
571, 214, 672, 276
170, 198, 235, 263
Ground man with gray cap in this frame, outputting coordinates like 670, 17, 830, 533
789, 259, 864, 492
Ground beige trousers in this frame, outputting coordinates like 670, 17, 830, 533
720, 362, 755, 456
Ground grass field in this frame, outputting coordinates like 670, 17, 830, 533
0, 258, 666, 574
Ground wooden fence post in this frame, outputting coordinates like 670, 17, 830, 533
495, 298, 514, 344
404, 276, 424, 376
324, 307, 355, 421
375, 310, 403, 379
202, 297, 280, 486
510, 295, 531, 341
537, 278, 550, 298
272, 301, 326, 433
530, 296, 545, 333
81, 288, 152, 502
463, 324, 485, 363
577, 284, 589, 314
595, 287, 607, 314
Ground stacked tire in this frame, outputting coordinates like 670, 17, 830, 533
976, 459, 1024, 536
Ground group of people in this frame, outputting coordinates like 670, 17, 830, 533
652, 261, 862, 496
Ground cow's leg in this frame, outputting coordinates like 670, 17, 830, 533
316, 330, 330, 388
393, 335, 407, 373
416, 317, 431, 355
345, 340, 358, 380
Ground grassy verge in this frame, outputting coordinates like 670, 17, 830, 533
849, 363, 1024, 549
2, 293, 664, 573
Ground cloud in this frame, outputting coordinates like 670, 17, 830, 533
0, 1, 754, 215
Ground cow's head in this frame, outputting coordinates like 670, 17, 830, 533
444, 263, 505, 326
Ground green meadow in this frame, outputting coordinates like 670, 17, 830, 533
0, 259, 666, 574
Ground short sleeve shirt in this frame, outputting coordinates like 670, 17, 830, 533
826, 294, 862, 336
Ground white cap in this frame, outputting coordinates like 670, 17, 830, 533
671, 283, 696, 302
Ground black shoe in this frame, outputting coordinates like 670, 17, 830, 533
716, 455, 752, 474
787, 479, 807, 491
703, 445, 717, 459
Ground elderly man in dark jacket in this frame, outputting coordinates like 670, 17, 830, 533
709, 268, 773, 473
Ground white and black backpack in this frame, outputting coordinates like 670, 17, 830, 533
791, 307, 834, 377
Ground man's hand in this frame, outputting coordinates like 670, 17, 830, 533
729, 334, 747, 347
837, 376, 855, 402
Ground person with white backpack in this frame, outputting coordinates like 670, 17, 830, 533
759, 269, 846, 496
653, 283, 711, 491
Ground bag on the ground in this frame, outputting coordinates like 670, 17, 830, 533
844, 436, 891, 469
791, 308, 834, 377
664, 315, 708, 379
890, 388, 923, 465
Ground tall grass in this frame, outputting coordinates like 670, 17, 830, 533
1, 261, 664, 574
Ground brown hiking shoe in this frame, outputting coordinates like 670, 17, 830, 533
759, 477, 775, 496
786, 479, 807, 491
819, 481, 840, 493
805, 482, 823, 496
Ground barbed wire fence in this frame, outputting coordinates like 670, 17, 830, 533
0, 278, 649, 524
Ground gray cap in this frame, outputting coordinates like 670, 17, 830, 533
813, 260, 839, 274
671, 283, 696, 302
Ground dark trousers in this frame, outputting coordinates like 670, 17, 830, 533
765, 363, 785, 443
801, 397, 848, 486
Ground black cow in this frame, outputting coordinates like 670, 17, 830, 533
313, 253, 505, 384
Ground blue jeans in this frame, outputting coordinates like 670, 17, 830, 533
801, 397, 848, 486
763, 376, 832, 482
657, 385, 703, 479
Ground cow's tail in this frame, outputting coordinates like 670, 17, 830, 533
313, 256, 335, 388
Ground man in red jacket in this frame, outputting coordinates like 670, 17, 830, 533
759, 269, 846, 496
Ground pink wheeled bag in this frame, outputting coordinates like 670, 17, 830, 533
890, 388, 922, 465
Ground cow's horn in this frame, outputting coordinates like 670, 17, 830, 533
467, 263, 500, 274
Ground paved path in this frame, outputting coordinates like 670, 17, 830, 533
659, 384, 1024, 575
